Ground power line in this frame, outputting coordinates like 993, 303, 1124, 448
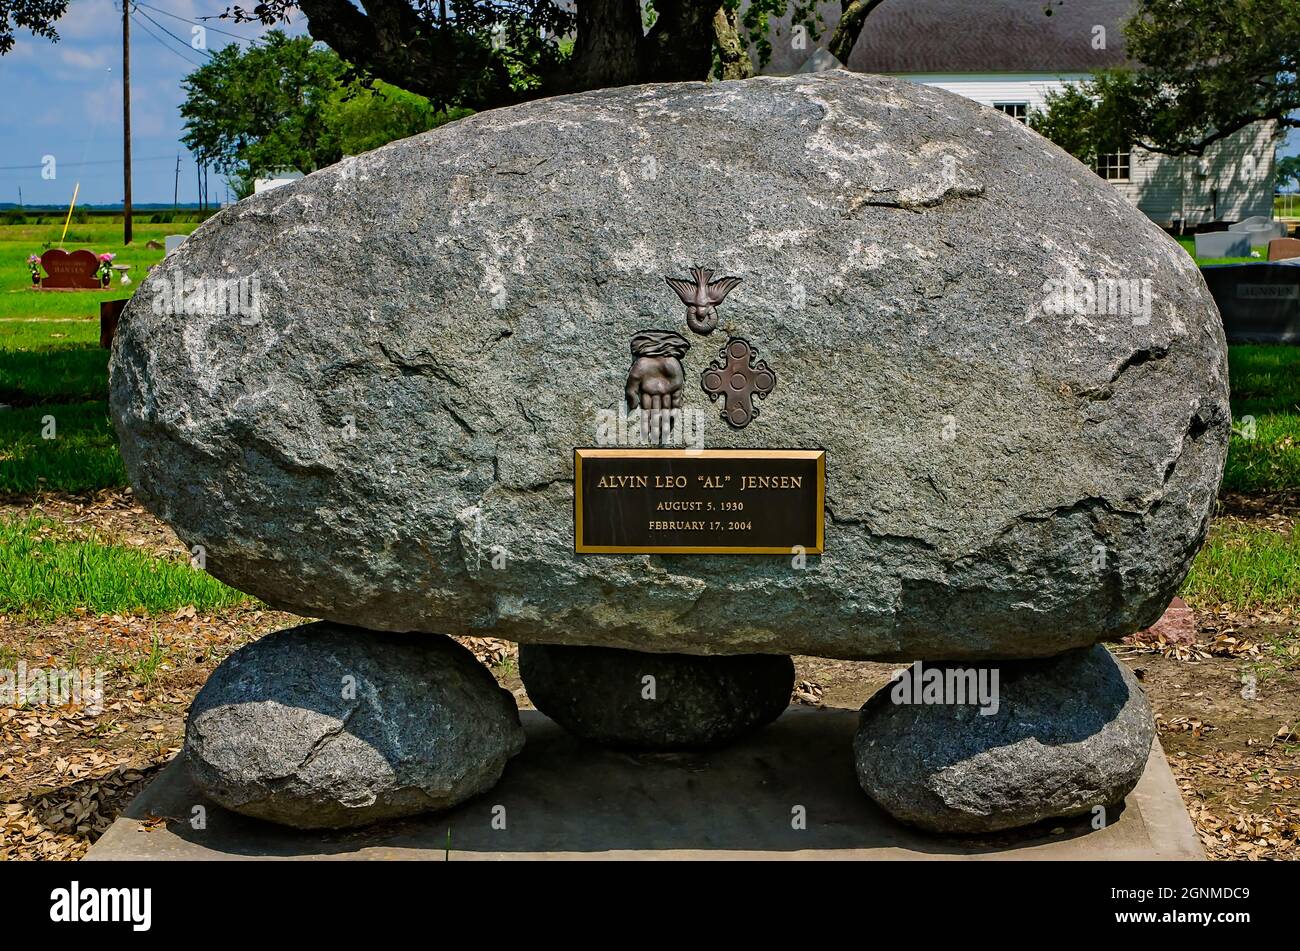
133, 7, 214, 61
133, 1, 263, 44
0, 154, 177, 171
129, 10, 208, 68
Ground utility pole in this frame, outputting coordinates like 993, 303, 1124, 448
122, 1, 133, 245
196, 161, 203, 212
173, 154, 181, 212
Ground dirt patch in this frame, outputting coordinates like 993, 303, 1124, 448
1218, 490, 1300, 524
0, 489, 184, 558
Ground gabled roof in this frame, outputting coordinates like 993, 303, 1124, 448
761, 0, 1134, 75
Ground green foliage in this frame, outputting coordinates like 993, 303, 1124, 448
1031, 0, 1299, 158
0, 0, 68, 56
181, 31, 347, 177
181, 31, 473, 185
0, 516, 247, 618
741, 0, 822, 71
1277, 155, 1300, 192
1028, 85, 1131, 165
325, 80, 472, 156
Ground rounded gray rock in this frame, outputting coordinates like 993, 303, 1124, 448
853, 645, 1155, 833
519, 644, 794, 750
185, 623, 525, 829
110, 71, 1229, 660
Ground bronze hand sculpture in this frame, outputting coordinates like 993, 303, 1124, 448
626, 330, 690, 446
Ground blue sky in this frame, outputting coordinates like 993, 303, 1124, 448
0, 0, 304, 205
1, 2, 1296, 206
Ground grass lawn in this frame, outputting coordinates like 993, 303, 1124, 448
0, 516, 246, 618
0, 221, 200, 320
1224, 345, 1300, 493
0, 402, 126, 495
1182, 518, 1300, 610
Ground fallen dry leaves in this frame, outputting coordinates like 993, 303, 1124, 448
1173, 745, 1300, 861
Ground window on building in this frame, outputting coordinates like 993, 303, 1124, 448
1094, 151, 1132, 182
993, 102, 1028, 122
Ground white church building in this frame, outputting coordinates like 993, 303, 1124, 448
763, 0, 1278, 229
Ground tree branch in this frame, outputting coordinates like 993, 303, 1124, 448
828, 0, 888, 64
713, 5, 753, 80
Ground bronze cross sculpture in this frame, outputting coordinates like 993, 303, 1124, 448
701, 337, 776, 429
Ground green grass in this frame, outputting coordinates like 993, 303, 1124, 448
1228, 344, 1300, 414
0, 344, 108, 405
1222, 345, 1300, 494
0, 220, 200, 320
1182, 520, 1300, 610
0, 515, 248, 618
0, 401, 127, 494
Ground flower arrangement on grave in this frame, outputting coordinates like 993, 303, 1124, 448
97, 252, 116, 287
27, 254, 40, 285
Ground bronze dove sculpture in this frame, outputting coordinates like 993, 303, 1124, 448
665, 267, 742, 335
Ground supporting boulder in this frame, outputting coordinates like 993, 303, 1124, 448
853, 645, 1154, 834
185, 623, 524, 829
519, 644, 794, 750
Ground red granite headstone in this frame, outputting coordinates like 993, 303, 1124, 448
1267, 237, 1300, 261
39, 249, 101, 289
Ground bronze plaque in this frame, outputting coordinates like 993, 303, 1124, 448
575, 449, 824, 554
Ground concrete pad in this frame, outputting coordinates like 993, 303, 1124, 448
85, 708, 1203, 861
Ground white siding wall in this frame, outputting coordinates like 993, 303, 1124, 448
1122, 124, 1277, 226
896, 72, 1278, 225
896, 72, 1091, 112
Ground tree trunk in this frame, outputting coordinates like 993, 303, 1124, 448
713, 5, 753, 80
563, 0, 644, 93
641, 0, 718, 82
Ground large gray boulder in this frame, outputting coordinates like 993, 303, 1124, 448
110, 72, 1229, 660
853, 646, 1155, 833
185, 623, 525, 828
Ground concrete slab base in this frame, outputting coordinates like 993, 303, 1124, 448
85, 708, 1204, 861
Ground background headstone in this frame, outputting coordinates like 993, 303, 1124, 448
1267, 237, 1300, 261
1200, 262, 1300, 343
1228, 216, 1288, 248
39, 248, 100, 289
100, 299, 128, 349
164, 234, 187, 255
1194, 231, 1250, 259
